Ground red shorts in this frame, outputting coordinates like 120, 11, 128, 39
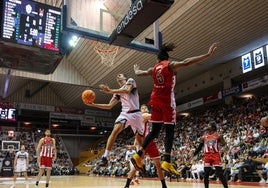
40, 156, 53, 169
145, 141, 160, 158
204, 153, 222, 167
150, 104, 176, 124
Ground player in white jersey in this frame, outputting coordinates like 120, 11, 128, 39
86, 73, 143, 166
10, 145, 29, 188
125, 146, 140, 185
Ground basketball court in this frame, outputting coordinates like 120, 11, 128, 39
0, 175, 266, 188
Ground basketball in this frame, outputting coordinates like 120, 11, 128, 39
82, 90, 95, 105
261, 116, 268, 127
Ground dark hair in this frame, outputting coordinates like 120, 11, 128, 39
157, 43, 176, 61
209, 122, 217, 131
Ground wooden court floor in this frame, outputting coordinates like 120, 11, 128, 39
0, 175, 266, 188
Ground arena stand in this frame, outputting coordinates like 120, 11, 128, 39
86, 95, 268, 182
0, 95, 267, 183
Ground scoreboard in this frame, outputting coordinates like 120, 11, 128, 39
1, 0, 61, 52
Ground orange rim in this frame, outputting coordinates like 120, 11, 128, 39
93, 41, 119, 53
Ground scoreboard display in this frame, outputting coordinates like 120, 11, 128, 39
0, 107, 16, 121
1, 0, 61, 52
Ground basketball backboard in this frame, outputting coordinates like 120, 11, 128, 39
2, 141, 20, 151
62, 0, 174, 53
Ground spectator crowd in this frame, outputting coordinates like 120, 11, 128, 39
0, 95, 267, 184
88, 96, 268, 183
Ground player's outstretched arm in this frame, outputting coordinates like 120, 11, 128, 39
86, 97, 118, 110
170, 43, 219, 70
134, 64, 152, 76
142, 112, 151, 123
99, 83, 133, 95
36, 138, 43, 155
219, 135, 227, 146
36, 138, 43, 165
52, 138, 57, 161
192, 137, 204, 157
219, 135, 229, 153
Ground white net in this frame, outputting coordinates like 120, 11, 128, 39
93, 41, 119, 67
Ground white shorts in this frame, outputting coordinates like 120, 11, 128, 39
14, 163, 27, 173
115, 111, 143, 135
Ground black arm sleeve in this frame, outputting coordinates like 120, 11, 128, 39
193, 142, 204, 156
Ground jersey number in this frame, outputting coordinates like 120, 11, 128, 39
156, 68, 164, 84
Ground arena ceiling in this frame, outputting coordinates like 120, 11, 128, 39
0, 0, 268, 114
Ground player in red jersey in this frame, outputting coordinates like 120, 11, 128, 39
132, 43, 218, 175
35, 129, 57, 188
124, 104, 167, 188
193, 122, 228, 188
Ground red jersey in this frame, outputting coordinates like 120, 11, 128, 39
143, 120, 150, 137
203, 132, 223, 166
149, 60, 176, 106
143, 119, 160, 158
40, 137, 54, 158
203, 132, 221, 154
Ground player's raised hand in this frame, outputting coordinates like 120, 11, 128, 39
99, 84, 110, 93
208, 43, 219, 56
133, 64, 140, 72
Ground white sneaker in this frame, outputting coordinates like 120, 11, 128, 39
10, 185, 15, 188
259, 178, 265, 183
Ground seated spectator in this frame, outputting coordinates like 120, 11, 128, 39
178, 161, 191, 180
230, 145, 240, 159
262, 148, 268, 158
257, 162, 268, 183
191, 160, 203, 180
236, 154, 260, 182
185, 162, 193, 180
252, 128, 260, 141
195, 160, 204, 180
229, 158, 243, 182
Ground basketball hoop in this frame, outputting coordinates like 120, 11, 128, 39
93, 41, 119, 67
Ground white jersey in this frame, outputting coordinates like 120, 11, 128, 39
15, 151, 28, 165
125, 149, 136, 161
14, 151, 28, 173
114, 78, 143, 135
114, 78, 140, 113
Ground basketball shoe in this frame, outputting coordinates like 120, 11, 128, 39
98, 156, 108, 166
134, 178, 140, 184
130, 154, 144, 173
161, 161, 179, 176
